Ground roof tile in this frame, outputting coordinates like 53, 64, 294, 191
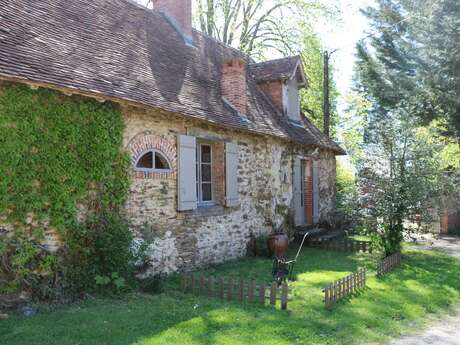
0, 0, 344, 154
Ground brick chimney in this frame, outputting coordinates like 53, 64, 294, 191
153, 0, 192, 44
222, 58, 247, 115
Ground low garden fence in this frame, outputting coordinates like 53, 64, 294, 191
308, 238, 372, 253
181, 273, 289, 310
323, 268, 367, 308
377, 252, 401, 277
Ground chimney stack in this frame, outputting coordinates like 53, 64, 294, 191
153, 0, 193, 44
222, 58, 247, 115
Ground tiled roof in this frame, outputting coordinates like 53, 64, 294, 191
250, 56, 302, 83
0, 0, 345, 154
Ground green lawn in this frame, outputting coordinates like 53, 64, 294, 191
2, 247, 460, 345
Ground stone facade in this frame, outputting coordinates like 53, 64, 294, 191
122, 105, 337, 275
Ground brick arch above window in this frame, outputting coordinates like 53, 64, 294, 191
127, 131, 176, 180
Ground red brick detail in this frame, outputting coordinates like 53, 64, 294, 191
304, 160, 313, 225
211, 141, 225, 205
127, 131, 176, 180
153, 0, 192, 39
258, 80, 284, 112
440, 208, 449, 234
222, 58, 247, 114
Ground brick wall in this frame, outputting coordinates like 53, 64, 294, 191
304, 159, 313, 225
211, 141, 225, 205
222, 58, 247, 114
258, 80, 284, 112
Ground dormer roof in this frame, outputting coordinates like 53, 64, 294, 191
250, 56, 308, 87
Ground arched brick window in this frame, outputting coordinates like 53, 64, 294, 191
127, 131, 176, 180
134, 149, 172, 172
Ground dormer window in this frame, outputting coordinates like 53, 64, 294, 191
135, 149, 171, 172
250, 55, 308, 124
284, 77, 301, 122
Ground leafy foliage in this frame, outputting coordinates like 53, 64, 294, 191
335, 161, 360, 228
356, 114, 455, 255
351, 0, 460, 253
0, 83, 132, 300
356, 0, 460, 138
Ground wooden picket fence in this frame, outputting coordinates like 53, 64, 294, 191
181, 273, 289, 310
377, 252, 402, 277
323, 268, 367, 308
308, 238, 372, 253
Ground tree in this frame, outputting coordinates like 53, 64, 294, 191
194, 0, 336, 58
357, 0, 460, 139
357, 113, 453, 255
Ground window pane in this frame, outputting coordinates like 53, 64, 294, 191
202, 183, 212, 201
155, 152, 170, 170
136, 151, 153, 169
201, 145, 211, 163
201, 164, 211, 182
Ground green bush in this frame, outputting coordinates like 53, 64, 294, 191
63, 212, 136, 296
335, 161, 360, 227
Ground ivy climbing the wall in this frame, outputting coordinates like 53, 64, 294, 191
0, 82, 132, 301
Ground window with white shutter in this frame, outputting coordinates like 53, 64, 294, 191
177, 135, 197, 211
225, 142, 239, 207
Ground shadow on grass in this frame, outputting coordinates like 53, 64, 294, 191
1, 248, 459, 345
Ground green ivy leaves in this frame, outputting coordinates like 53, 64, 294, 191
0, 82, 131, 299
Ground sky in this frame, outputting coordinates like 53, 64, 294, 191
314, 0, 373, 96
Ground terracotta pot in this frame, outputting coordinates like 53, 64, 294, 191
267, 232, 289, 257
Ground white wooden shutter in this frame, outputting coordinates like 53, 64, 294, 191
312, 160, 319, 224
177, 135, 197, 211
225, 142, 239, 207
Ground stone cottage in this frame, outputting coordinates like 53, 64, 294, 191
0, 0, 344, 274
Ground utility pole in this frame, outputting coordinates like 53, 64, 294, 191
323, 50, 330, 138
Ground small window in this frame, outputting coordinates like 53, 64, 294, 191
135, 150, 171, 171
196, 143, 213, 204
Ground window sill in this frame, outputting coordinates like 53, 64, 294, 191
182, 204, 226, 218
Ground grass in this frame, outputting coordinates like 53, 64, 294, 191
348, 234, 372, 242
1, 247, 460, 345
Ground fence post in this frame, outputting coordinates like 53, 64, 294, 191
218, 277, 224, 299
332, 282, 337, 304
259, 282, 266, 305
199, 274, 205, 295
239, 280, 244, 303
181, 274, 188, 293
191, 273, 196, 295
208, 276, 214, 298
248, 280, 255, 304
270, 282, 277, 306
281, 282, 288, 310
227, 278, 233, 301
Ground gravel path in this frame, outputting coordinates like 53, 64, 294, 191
390, 235, 460, 345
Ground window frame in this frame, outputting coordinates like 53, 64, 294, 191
196, 142, 214, 206
133, 148, 173, 173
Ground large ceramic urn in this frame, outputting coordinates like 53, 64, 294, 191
267, 232, 289, 257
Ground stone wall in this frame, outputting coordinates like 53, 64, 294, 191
122, 105, 337, 275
